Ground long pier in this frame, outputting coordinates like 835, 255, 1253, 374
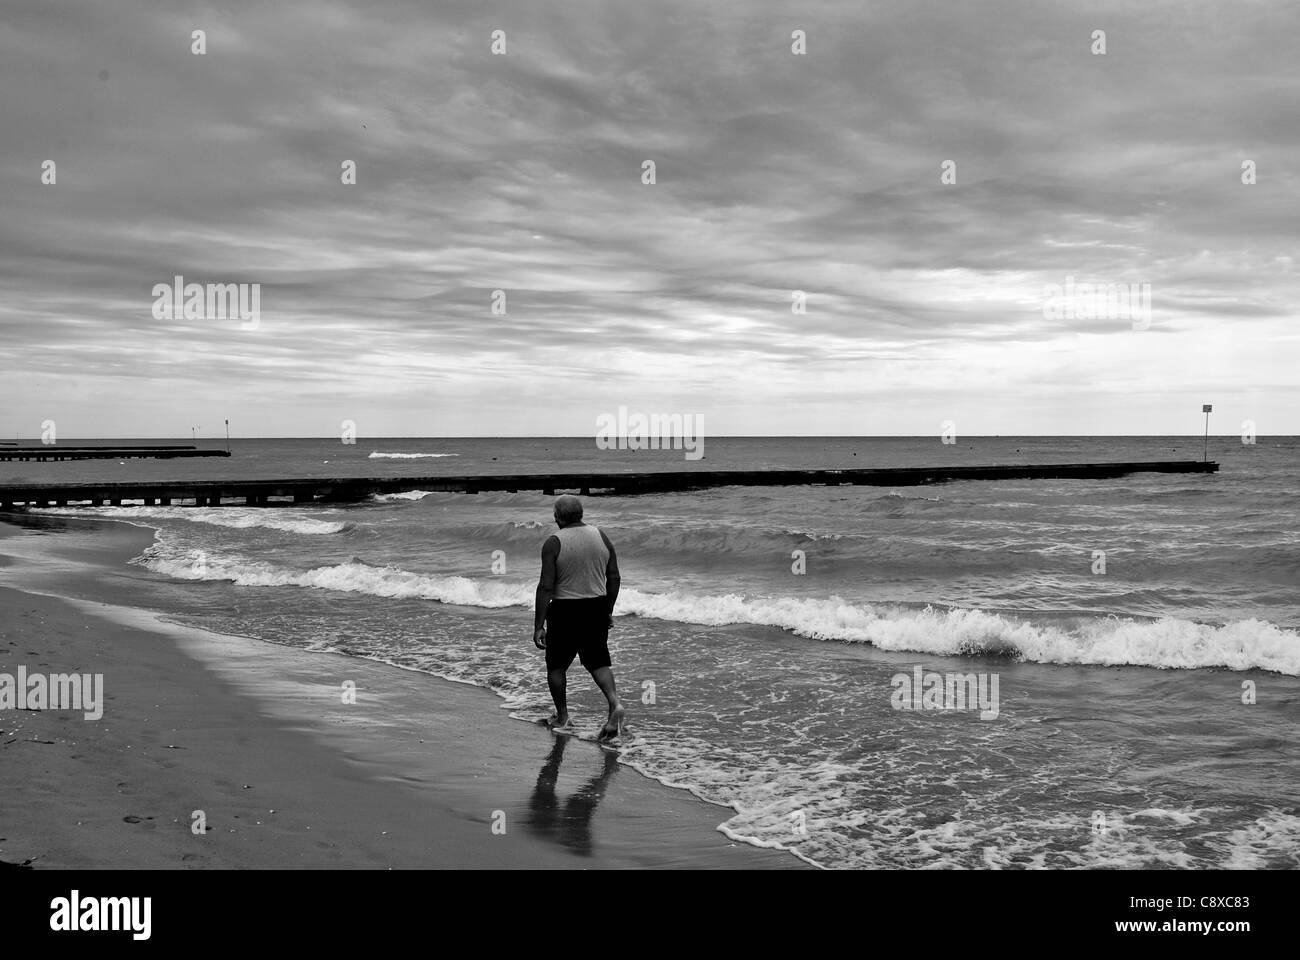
0, 445, 230, 462
0, 460, 1217, 508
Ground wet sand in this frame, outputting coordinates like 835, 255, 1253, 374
0, 517, 805, 869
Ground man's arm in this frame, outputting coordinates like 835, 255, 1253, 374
600, 529, 621, 618
534, 536, 560, 643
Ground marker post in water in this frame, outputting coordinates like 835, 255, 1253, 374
1202, 404, 1212, 462
225, 419, 230, 454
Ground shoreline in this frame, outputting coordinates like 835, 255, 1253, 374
0, 517, 807, 870
8, 499, 1295, 870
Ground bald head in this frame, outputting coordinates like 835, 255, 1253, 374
553, 495, 584, 526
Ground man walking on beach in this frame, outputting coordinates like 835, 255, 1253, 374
533, 495, 625, 740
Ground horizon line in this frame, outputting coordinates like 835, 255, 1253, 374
3, 434, 1289, 442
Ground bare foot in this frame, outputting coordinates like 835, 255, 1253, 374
598, 703, 625, 741
546, 713, 573, 731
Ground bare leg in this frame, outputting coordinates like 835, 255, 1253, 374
547, 668, 572, 728
589, 666, 625, 738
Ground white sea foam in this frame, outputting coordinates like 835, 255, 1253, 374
31, 505, 350, 535
367, 451, 459, 459
137, 549, 1300, 675
1221, 811, 1300, 869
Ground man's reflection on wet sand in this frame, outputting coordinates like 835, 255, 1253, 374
524, 735, 620, 856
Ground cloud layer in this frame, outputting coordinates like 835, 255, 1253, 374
1, 0, 1296, 437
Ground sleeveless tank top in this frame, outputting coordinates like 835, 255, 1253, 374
553, 524, 610, 599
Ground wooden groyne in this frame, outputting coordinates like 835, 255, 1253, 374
0, 445, 230, 462
0, 460, 1217, 508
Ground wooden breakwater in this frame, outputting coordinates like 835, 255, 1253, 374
0, 460, 1218, 508
0, 445, 230, 462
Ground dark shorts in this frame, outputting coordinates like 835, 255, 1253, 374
545, 596, 612, 671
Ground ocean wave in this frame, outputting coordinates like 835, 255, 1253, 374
31, 505, 351, 536
139, 551, 527, 607
368, 451, 460, 459
136, 549, 1300, 674
371, 490, 435, 501
624, 592, 1300, 673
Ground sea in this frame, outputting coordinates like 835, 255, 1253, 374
3, 435, 1298, 869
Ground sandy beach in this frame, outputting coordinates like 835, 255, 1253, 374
0, 519, 804, 870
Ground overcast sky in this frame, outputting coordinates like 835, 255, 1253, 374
1, 0, 1296, 438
